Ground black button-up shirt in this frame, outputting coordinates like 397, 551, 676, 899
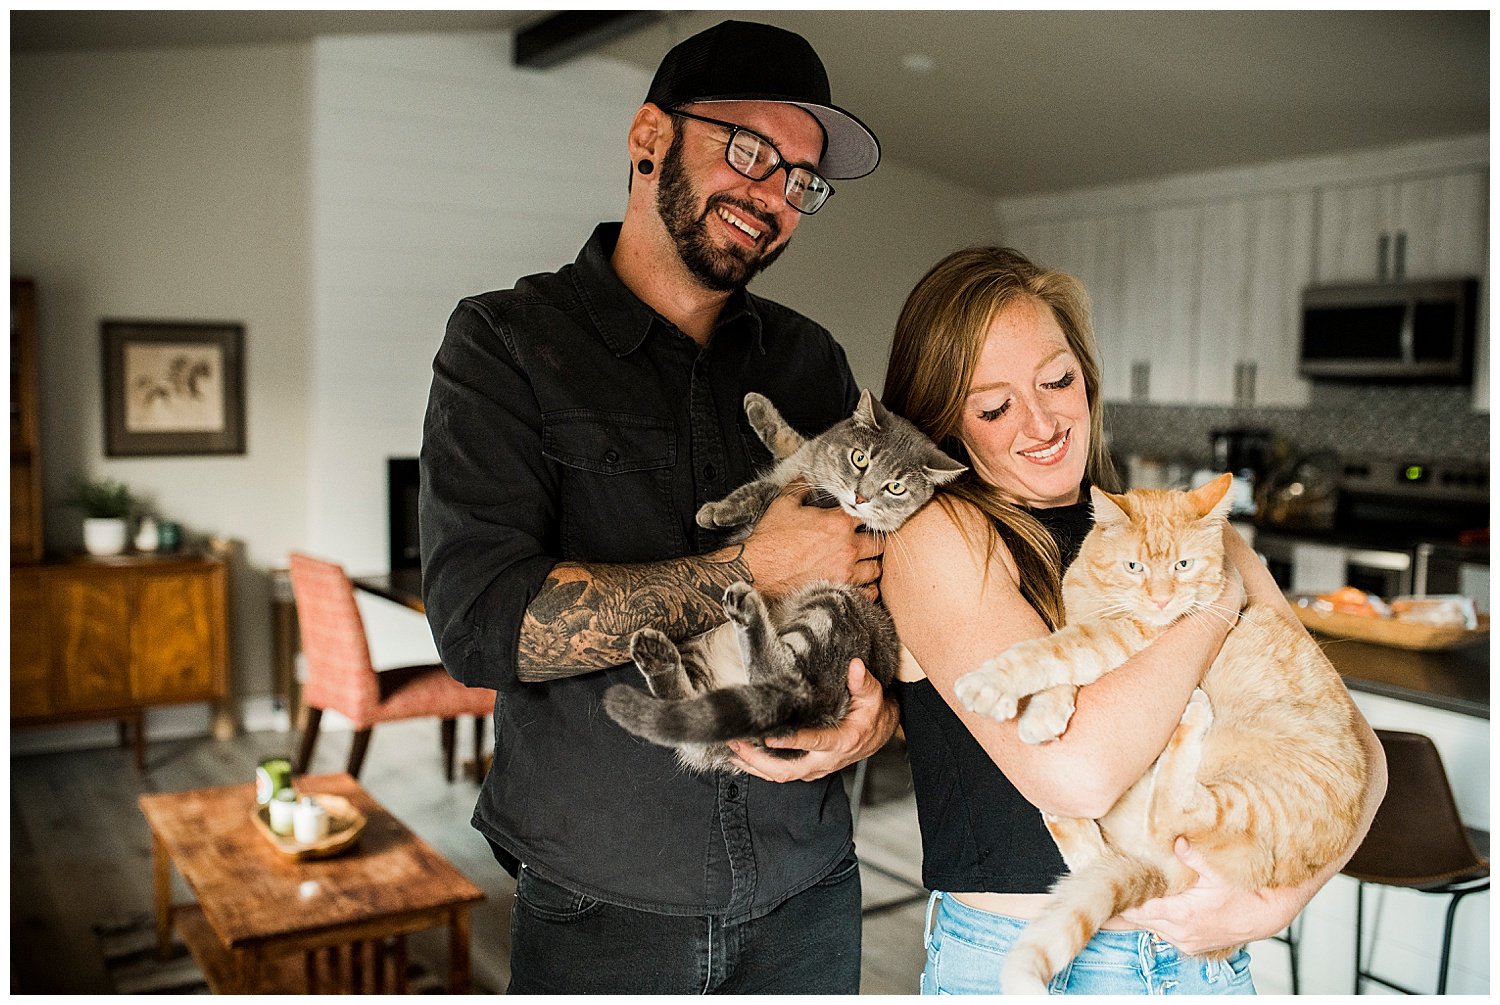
419, 223, 861, 919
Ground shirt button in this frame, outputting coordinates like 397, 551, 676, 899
726, 783, 739, 800
704, 464, 718, 481
604, 448, 619, 464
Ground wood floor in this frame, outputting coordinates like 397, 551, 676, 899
8, 718, 930, 995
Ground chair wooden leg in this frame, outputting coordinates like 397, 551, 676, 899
347, 728, 373, 779
473, 716, 484, 780
441, 718, 457, 782
295, 707, 323, 774
1353, 880, 1364, 994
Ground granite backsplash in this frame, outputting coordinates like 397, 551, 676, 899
1105, 382, 1490, 481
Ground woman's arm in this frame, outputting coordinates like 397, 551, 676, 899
883, 499, 1240, 819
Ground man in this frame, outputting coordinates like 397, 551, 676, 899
419, 19, 897, 994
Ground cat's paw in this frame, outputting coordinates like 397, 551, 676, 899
954, 667, 1021, 722
628, 628, 677, 675
695, 500, 733, 529
1017, 687, 1076, 744
742, 392, 774, 426
1180, 687, 1214, 729
722, 581, 756, 624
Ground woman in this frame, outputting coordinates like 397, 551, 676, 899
879, 247, 1386, 995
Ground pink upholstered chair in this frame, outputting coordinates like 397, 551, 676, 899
288, 552, 496, 781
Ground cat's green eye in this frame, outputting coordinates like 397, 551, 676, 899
850, 448, 869, 470
885, 480, 908, 496
1176, 559, 1194, 571
1126, 561, 1144, 573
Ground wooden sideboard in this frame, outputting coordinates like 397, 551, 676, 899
11, 553, 230, 769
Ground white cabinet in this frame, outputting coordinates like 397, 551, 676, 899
1196, 190, 1317, 407
1316, 168, 1487, 283
1002, 211, 1155, 405
996, 145, 1486, 412
1119, 206, 1201, 404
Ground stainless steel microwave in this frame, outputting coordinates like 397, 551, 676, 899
1298, 277, 1478, 381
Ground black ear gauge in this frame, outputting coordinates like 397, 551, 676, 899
637, 158, 654, 175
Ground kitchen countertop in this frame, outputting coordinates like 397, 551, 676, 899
1308, 631, 1489, 719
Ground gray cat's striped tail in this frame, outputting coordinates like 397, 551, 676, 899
602, 682, 809, 746
1000, 852, 1170, 995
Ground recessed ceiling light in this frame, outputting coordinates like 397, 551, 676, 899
902, 53, 935, 74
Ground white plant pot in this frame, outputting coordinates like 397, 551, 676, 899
83, 517, 129, 556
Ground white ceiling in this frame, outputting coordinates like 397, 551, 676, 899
11, 9, 1488, 199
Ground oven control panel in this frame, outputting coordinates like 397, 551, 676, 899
1338, 458, 1489, 502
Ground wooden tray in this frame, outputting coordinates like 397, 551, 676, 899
250, 794, 366, 859
1293, 603, 1489, 651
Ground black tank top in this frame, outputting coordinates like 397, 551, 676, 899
896, 490, 1095, 894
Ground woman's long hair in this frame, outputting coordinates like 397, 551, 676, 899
881, 246, 1119, 629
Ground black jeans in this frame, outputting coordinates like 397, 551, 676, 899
507, 853, 863, 994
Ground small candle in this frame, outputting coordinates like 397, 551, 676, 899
293, 796, 330, 843
268, 789, 297, 835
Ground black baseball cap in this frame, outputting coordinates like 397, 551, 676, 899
644, 20, 881, 180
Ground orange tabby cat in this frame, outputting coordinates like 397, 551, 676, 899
954, 473, 1369, 995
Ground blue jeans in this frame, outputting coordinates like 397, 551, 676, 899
921, 891, 1257, 995
507, 852, 863, 993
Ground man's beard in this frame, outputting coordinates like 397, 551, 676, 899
655, 132, 787, 292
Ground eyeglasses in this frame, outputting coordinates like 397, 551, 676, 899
667, 107, 835, 215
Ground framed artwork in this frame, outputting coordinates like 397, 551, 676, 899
102, 320, 246, 456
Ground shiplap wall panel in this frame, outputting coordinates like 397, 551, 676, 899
307, 33, 651, 661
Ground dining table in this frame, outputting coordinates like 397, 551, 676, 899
351, 568, 426, 614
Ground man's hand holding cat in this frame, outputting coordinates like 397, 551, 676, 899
1117, 837, 1305, 954
740, 490, 884, 599
725, 658, 899, 782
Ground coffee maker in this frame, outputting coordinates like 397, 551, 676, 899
1210, 428, 1274, 516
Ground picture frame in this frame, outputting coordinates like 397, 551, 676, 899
101, 320, 246, 457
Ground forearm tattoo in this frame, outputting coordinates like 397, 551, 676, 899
516, 547, 750, 682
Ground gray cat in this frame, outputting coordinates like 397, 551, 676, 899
601, 389, 966, 773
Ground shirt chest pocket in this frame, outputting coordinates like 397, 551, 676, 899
540, 409, 683, 560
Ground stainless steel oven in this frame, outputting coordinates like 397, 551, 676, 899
1252, 533, 1412, 596
1254, 454, 1487, 603
1344, 547, 1413, 597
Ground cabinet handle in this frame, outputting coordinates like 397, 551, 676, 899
1377, 232, 1390, 281
1234, 361, 1257, 408
1394, 231, 1407, 281
1130, 361, 1150, 403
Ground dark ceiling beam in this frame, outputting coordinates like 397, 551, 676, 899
513, 11, 662, 69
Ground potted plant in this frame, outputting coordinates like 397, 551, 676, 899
66, 475, 137, 556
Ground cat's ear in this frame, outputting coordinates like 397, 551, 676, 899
1090, 485, 1133, 525
924, 450, 968, 485
852, 388, 879, 427
1188, 472, 1235, 522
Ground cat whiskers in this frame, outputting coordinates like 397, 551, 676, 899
872, 527, 918, 575
1184, 599, 1245, 631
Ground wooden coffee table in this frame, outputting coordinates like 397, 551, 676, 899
139, 772, 484, 993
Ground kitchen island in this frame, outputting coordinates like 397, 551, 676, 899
1311, 632, 1488, 718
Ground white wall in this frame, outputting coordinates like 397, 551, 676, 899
305, 32, 652, 576
11, 44, 314, 702
753, 160, 999, 391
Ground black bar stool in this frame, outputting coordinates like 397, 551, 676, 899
1342, 729, 1489, 994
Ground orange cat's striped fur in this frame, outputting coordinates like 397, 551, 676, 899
954, 473, 1369, 995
